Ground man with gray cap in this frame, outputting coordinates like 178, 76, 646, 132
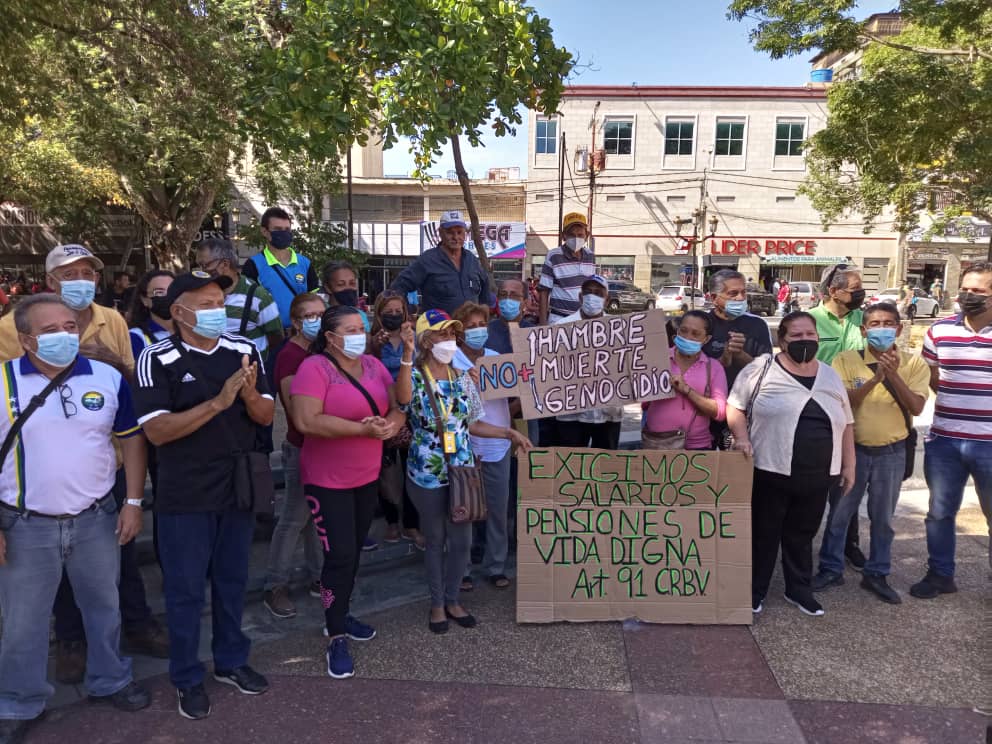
390, 210, 490, 315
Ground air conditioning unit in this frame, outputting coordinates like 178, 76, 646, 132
574, 147, 589, 173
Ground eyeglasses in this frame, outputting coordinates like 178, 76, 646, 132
58, 384, 77, 420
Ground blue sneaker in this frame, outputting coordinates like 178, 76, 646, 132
326, 637, 354, 679
362, 536, 378, 552
344, 614, 376, 641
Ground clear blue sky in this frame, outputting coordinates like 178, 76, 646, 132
381, 0, 896, 178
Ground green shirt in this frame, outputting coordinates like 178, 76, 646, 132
808, 303, 864, 363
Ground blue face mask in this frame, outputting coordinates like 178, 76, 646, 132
724, 300, 748, 318
581, 293, 605, 316
339, 333, 367, 359
301, 317, 321, 341
34, 331, 79, 368
674, 335, 703, 356
464, 327, 489, 350
59, 280, 96, 310
268, 229, 293, 249
866, 327, 897, 351
498, 299, 521, 320
183, 306, 227, 339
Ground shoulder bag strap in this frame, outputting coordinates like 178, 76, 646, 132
270, 262, 302, 297
745, 354, 774, 423
169, 335, 244, 454
238, 280, 259, 336
422, 366, 454, 464
862, 350, 913, 436
323, 353, 381, 417
0, 360, 76, 476
684, 356, 712, 432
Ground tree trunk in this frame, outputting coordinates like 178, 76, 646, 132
126, 180, 218, 270
450, 132, 493, 282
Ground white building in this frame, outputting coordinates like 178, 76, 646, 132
525, 85, 901, 294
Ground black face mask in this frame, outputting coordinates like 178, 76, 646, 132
845, 289, 866, 310
380, 313, 404, 331
332, 289, 359, 307
786, 339, 819, 364
150, 296, 172, 319
958, 291, 990, 317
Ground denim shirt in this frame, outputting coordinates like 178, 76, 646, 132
390, 247, 490, 315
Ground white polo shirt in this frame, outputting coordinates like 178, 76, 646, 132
0, 355, 141, 515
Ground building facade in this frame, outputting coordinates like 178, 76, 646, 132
525, 85, 901, 295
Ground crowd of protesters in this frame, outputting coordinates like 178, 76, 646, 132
0, 206, 989, 740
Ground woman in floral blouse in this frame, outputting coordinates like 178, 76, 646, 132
395, 309, 531, 634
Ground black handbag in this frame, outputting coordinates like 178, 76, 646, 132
170, 337, 275, 514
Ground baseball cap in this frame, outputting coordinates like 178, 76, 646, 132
562, 212, 588, 231
439, 210, 468, 229
581, 274, 609, 292
165, 270, 234, 307
415, 308, 463, 338
46, 244, 105, 273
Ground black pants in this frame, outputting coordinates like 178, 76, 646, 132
380, 449, 419, 530
553, 420, 622, 450
751, 468, 835, 602
306, 480, 377, 636
826, 482, 861, 551
54, 468, 153, 642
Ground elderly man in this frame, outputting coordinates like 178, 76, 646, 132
0, 295, 150, 743
538, 211, 596, 325
196, 238, 283, 360
134, 272, 274, 720
390, 210, 490, 315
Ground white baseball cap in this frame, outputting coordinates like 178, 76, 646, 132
46, 244, 105, 273
439, 210, 468, 229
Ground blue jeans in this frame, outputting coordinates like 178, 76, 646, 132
264, 442, 322, 589
819, 442, 905, 576
923, 435, 992, 577
157, 510, 255, 688
0, 497, 133, 720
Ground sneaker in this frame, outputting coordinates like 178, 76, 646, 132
55, 640, 86, 685
811, 570, 845, 592
909, 570, 958, 599
177, 684, 211, 720
783, 592, 825, 616
860, 574, 902, 604
344, 614, 376, 642
263, 586, 297, 619
752, 597, 763, 614
213, 666, 269, 695
88, 681, 151, 712
326, 637, 354, 679
382, 524, 402, 543
361, 536, 378, 552
123, 620, 170, 659
308, 581, 322, 599
845, 545, 867, 572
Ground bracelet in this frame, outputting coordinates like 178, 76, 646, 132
125, 499, 143, 508
400, 359, 413, 366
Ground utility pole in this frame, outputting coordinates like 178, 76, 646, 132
557, 130, 565, 246
675, 169, 718, 310
587, 101, 601, 233
346, 144, 355, 251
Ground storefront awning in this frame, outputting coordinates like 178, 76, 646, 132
760, 255, 848, 265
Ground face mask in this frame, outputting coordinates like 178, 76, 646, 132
59, 279, 96, 310
464, 327, 489, 350
673, 335, 703, 356
338, 332, 367, 359
380, 313, 404, 331
958, 291, 990, 317
431, 339, 458, 364
268, 229, 293, 249
301, 317, 321, 341
332, 289, 359, 307
150, 296, 172, 319
724, 299, 748, 318
581, 293, 605, 316
565, 236, 586, 253
845, 289, 866, 310
33, 331, 79, 368
786, 339, 819, 364
498, 298, 521, 320
865, 327, 897, 351
183, 306, 227, 339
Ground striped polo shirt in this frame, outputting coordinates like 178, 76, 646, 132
224, 274, 283, 357
539, 244, 596, 319
922, 315, 992, 440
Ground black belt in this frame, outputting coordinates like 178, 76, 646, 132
0, 493, 114, 520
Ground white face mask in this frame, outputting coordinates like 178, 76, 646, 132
431, 339, 458, 364
581, 293, 605, 316
565, 236, 586, 253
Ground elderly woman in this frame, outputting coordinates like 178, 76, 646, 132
726, 311, 855, 618
395, 309, 531, 634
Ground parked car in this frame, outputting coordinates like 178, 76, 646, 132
606, 281, 656, 313
868, 287, 940, 319
788, 281, 819, 310
655, 285, 705, 314
745, 284, 777, 317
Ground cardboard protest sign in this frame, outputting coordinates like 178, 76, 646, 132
476, 309, 673, 419
517, 448, 753, 625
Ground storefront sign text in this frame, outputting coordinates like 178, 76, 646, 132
710, 239, 816, 256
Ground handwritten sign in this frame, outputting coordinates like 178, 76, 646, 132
477, 310, 673, 419
517, 448, 753, 625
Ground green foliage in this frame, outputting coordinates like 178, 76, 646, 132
238, 217, 365, 277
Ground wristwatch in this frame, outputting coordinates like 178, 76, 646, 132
125, 499, 143, 508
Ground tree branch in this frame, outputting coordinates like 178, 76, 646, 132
860, 33, 992, 62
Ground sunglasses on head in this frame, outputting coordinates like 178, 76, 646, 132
825, 263, 850, 288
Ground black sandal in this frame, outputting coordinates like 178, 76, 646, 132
460, 576, 474, 592
488, 574, 511, 589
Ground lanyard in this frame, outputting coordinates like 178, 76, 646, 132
423, 365, 454, 423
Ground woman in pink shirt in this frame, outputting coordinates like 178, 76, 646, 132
643, 310, 728, 450
290, 305, 406, 680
